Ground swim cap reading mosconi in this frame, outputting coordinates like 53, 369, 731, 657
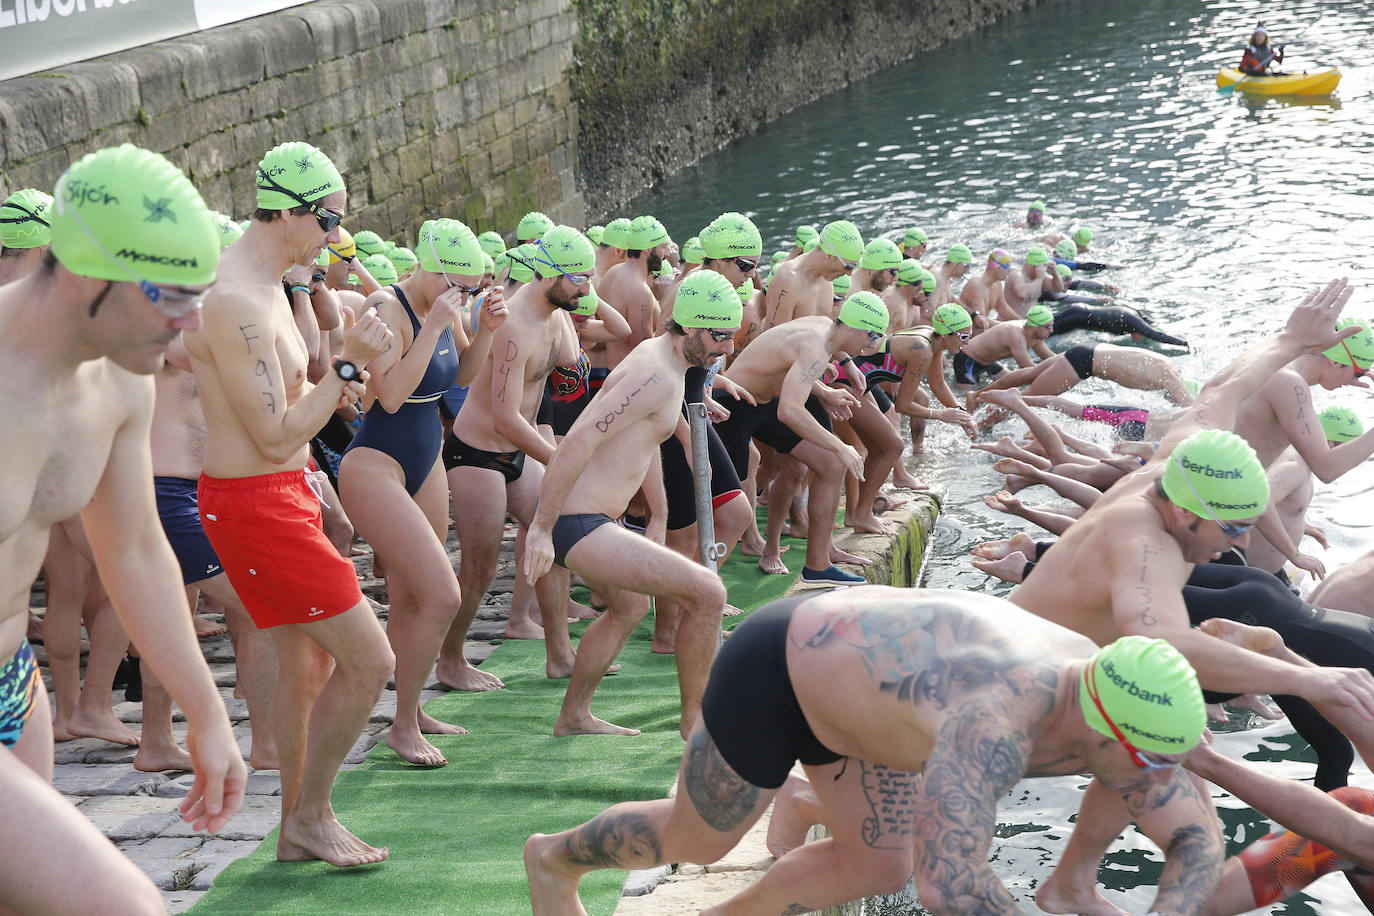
837, 290, 889, 334
531, 225, 596, 279
1, 188, 54, 249
819, 220, 865, 263
255, 141, 344, 210
1160, 429, 1269, 520
859, 238, 902, 271
701, 212, 763, 260
932, 303, 972, 335
418, 218, 484, 276
1320, 406, 1363, 443
1080, 635, 1205, 756
832, 274, 851, 297
1323, 318, 1374, 371
51, 144, 219, 286
1026, 305, 1054, 327
673, 268, 742, 329
516, 210, 554, 242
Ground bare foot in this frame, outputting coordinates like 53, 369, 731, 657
133, 743, 194, 773
649, 637, 675, 655
387, 729, 448, 767
67, 710, 141, 747
1197, 618, 1285, 656
848, 514, 896, 536
1036, 876, 1129, 916
1225, 694, 1284, 720
194, 615, 228, 639
766, 774, 820, 860
737, 532, 766, 557
1112, 441, 1156, 460
992, 457, 1041, 480
758, 554, 789, 576
980, 489, 1025, 516
435, 659, 505, 692
566, 599, 599, 621
722, 603, 746, 618
52, 718, 80, 742
890, 471, 926, 491
504, 617, 546, 639
249, 745, 280, 770
1206, 702, 1229, 724
1003, 475, 1029, 494
976, 387, 1026, 410
971, 551, 1029, 584
418, 709, 468, 736
829, 546, 872, 567
547, 661, 620, 678
872, 495, 907, 514
525, 833, 591, 916
278, 812, 389, 867
785, 516, 809, 539
554, 714, 640, 737
972, 531, 1037, 560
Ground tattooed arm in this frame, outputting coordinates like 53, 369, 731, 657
1109, 769, 1223, 916
911, 699, 1027, 915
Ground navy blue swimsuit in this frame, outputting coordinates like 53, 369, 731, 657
345, 285, 460, 495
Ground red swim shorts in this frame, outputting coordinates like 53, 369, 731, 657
198, 469, 362, 629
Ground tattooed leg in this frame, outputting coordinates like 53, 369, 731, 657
527, 722, 771, 916
707, 758, 918, 915
1037, 778, 1132, 916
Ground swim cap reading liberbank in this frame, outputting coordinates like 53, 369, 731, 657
531, 225, 596, 279
516, 210, 554, 242
1080, 635, 1205, 756
1161, 429, 1268, 521
932, 303, 972, 335
859, 238, 902, 271
920, 269, 937, 294
477, 230, 506, 260
832, 274, 852, 297
702, 212, 763, 260
255, 141, 344, 210
388, 246, 418, 277
418, 218, 484, 276
51, 144, 218, 286
837, 290, 889, 334
673, 268, 742, 329
1026, 305, 1054, 327
681, 237, 705, 264
353, 230, 385, 258
819, 220, 864, 263
362, 253, 397, 286
896, 259, 924, 286
1, 188, 54, 249
1320, 406, 1363, 443
506, 246, 535, 283
1323, 318, 1374, 370
574, 283, 600, 316
795, 225, 819, 248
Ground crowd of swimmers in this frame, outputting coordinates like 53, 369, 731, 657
3, 141, 1374, 916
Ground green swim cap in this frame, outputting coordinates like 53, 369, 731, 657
347, 273, 358, 286
326, 226, 356, 263
516, 210, 554, 242
628, 215, 670, 251
255, 141, 345, 210
1026, 246, 1050, 266
1324, 319, 1374, 370
1055, 239, 1078, 260
802, 235, 820, 253
1, 188, 54, 249
819, 220, 864, 264
506, 246, 536, 283
896, 258, 924, 286
1056, 263, 1073, 279
362, 253, 397, 286
920, 269, 937, 294
493, 251, 509, 276
389, 246, 418, 277
795, 225, 819, 248
600, 217, 632, 250
772, 250, 788, 267
1320, 406, 1363, 443
1072, 226, 1093, 246
1080, 635, 1205, 756
1026, 305, 1054, 327
656, 261, 675, 279
574, 283, 599, 317
531, 225, 596, 279
383, 240, 398, 257
946, 243, 973, 265
903, 227, 928, 247
837, 290, 889, 334
681, 236, 705, 265
859, 237, 902, 271
832, 274, 852, 297
585, 225, 604, 246
477, 230, 506, 260
209, 210, 243, 250
701, 212, 763, 260
1161, 429, 1268, 521
51, 144, 218, 286
353, 230, 385, 258
736, 282, 754, 305
1183, 378, 1201, 398
417, 218, 484, 276
932, 303, 972, 335
673, 268, 742, 329
481, 251, 495, 276
1029, 200, 1046, 212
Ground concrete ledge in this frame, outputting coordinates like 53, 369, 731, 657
615, 495, 941, 914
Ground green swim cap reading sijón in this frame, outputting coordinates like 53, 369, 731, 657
673, 268, 742, 329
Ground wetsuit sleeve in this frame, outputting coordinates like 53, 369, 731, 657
683, 366, 708, 404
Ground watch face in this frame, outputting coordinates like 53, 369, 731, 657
335, 360, 358, 381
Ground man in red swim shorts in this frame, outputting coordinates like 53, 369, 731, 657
185, 141, 395, 868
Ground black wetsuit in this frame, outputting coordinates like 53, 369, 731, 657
1049, 304, 1188, 348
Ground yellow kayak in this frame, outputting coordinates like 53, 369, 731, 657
1216, 67, 1341, 95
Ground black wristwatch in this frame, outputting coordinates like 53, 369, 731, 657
332, 358, 360, 382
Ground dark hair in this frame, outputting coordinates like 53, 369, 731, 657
253, 204, 311, 223
626, 248, 647, 260
664, 318, 687, 336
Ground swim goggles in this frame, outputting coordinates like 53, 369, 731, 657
255, 168, 342, 233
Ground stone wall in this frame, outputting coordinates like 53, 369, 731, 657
0, 0, 584, 246
571, 0, 1044, 218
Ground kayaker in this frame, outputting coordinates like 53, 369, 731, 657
1239, 23, 1285, 76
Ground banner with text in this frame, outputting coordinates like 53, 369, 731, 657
0, 0, 315, 82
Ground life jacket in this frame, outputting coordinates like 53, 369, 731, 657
1239, 43, 1278, 75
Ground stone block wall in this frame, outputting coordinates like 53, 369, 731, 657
0, 0, 584, 246
572, 0, 1043, 218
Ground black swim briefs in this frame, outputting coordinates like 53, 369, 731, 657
713, 394, 834, 479
1063, 343, 1097, 380
551, 512, 616, 567
441, 432, 526, 483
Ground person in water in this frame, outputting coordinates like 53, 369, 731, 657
1239, 24, 1285, 76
